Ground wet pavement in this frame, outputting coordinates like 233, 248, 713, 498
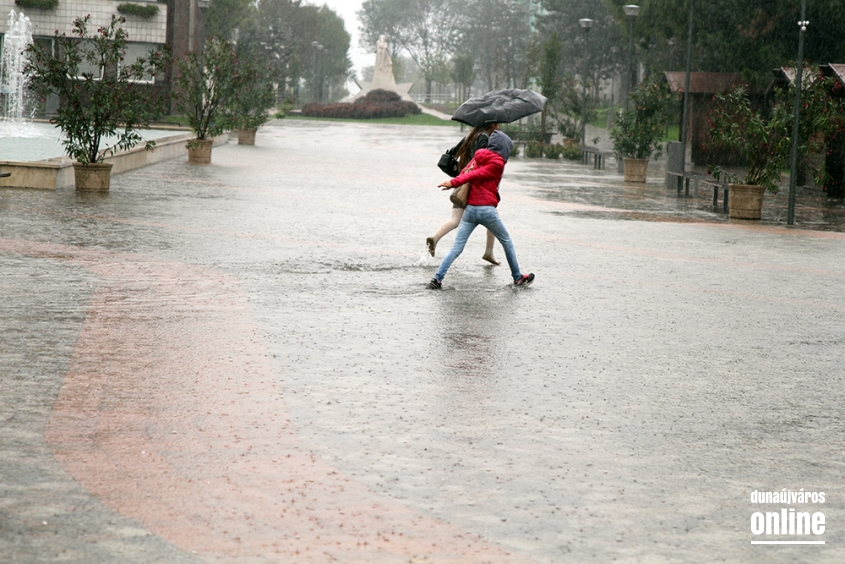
2, 119, 845, 563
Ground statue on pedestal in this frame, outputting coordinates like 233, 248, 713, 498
371, 35, 395, 90
350, 35, 413, 102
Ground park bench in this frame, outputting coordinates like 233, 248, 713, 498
666, 171, 729, 212
581, 146, 613, 169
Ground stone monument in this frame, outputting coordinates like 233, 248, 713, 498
351, 35, 413, 102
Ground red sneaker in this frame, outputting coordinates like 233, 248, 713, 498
514, 273, 535, 286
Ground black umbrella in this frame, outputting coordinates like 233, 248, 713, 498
451, 88, 547, 127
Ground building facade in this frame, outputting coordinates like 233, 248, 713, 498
0, 0, 206, 115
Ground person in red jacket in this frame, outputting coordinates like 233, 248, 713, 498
428, 128, 534, 289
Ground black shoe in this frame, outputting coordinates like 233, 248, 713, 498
428, 278, 442, 289
514, 273, 534, 286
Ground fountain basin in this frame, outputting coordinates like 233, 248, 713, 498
0, 126, 228, 189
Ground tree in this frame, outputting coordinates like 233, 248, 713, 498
358, 0, 406, 61
205, 0, 255, 42
25, 15, 168, 164
358, 0, 465, 101
237, 0, 352, 103
617, 0, 845, 88
461, 0, 532, 91
451, 54, 474, 101
310, 6, 353, 102
538, 0, 622, 94
537, 32, 562, 147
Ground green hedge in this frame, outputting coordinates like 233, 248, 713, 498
117, 3, 159, 17
15, 0, 58, 10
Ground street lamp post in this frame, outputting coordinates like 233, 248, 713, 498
680, 0, 693, 172
608, 46, 618, 128
787, 0, 809, 226
579, 18, 594, 148
311, 41, 324, 103
623, 4, 640, 111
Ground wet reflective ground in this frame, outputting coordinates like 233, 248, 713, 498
3, 120, 845, 563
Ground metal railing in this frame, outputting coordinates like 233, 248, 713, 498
410, 93, 458, 104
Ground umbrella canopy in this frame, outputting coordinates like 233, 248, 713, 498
451, 88, 547, 127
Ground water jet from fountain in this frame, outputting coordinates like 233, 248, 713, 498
0, 10, 48, 140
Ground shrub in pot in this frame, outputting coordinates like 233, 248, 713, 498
174, 37, 241, 163
525, 141, 543, 158
706, 69, 845, 218
224, 56, 276, 145
562, 142, 582, 161
544, 143, 564, 159
24, 15, 168, 190
611, 72, 673, 182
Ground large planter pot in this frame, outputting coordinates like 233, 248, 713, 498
729, 184, 765, 219
237, 128, 257, 146
623, 158, 649, 182
73, 162, 113, 192
187, 139, 214, 164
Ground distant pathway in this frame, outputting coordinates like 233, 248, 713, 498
417, 105, 453, 121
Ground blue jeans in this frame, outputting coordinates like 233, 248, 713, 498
435, 205, 522, 282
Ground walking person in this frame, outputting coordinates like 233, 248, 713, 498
427, 129, 534, 289
427, 124, 500, 265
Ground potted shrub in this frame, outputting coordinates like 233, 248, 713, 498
706, 85, 789, 218
174, 36, 240, 163
707, 70, 845, 219
611, 73, 673, 182
224, 57, 276, 145
544, 142, 564, 159
525, 141, 543, 158
24, 15, 168, 190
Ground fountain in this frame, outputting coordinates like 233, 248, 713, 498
1, 10, 34, 124
0, 8, 52, 153
0, 10, 192, 188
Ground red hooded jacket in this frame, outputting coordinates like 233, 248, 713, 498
450, 148, 505, 207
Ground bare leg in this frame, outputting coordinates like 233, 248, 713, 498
427, 208, 463, 256
482, 229, 500, 265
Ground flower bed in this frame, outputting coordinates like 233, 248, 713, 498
302, 89, 421, 120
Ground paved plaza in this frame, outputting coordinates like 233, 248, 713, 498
2, 119, 845, 563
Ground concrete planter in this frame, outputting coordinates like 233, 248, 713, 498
623, 158, 648, 182
187, 139, 214, 164
563, 137, 579, 148
729, 184, 765, 219
237, 128, 257, 145
73, 162, 113, 191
